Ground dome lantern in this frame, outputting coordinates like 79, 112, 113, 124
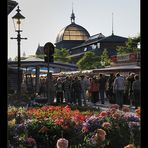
71, 8, 75, 24
71, 3, 76, 24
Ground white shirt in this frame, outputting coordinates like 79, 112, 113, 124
113, 76, 125, 91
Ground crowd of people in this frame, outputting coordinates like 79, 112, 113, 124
37, 72, 140, 109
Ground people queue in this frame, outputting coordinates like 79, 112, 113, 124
38, 72, 140, 109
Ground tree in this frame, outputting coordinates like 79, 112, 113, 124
77, 51, 101, 70
100, 48, 111, 67
117, 35, 140, 54
54, 48, 71, 63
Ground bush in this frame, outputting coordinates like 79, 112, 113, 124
8, 105, 140, 147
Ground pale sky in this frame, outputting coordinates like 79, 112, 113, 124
8, 0, 140, 60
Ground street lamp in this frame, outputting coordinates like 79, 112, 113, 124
10, 6, 27, 97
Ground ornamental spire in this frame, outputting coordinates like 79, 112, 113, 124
70, 3, 75, 23
112, 12, 114, 35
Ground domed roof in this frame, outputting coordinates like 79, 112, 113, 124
56, 23, 90, 43
56, 8, 90, 43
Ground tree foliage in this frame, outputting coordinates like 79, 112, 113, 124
36, 48, 71, 63
76, 51, 101, 70
54, 48, 71, 63
100, 48, 111, 67
117, 35, 140, 54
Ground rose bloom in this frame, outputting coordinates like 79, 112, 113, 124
56, 138, 68, 148
124, 144, 135, 148
99, 111, 108, 117
109, 108, 117, 114
135, 108, 140, 117
122, 106, 130, 112
102, 122, 111, 129
110, 104, 119, 109
112, 112, 121, 119
95, 129, 106, 142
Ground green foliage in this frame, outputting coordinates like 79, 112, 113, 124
54, 48, 71, 63
100, 49, 111, 67
117, 35, 140, 54
76, 51, 101, 70
105, 117, 131, 148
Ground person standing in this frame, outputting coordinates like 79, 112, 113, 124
89, 76, 99, 106
80, 75, 89, 106
98, 74, 107, 104
132, 74, 141, 109
113, 73, 125, 109
55, 77, 64, 104
106, 73, 115, 104
39, 78, 46, 97
63, 76, 71, 104
127, 73, 135, 106
71, 76, 82, 106
124, 76, 130, 105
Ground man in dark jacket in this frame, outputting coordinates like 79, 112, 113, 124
98, 74, 107, 104
132, 74, 140, 109
71, 76, 82, 106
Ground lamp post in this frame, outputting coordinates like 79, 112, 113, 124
10, 6, 27, 98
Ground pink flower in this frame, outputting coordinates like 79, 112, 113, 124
95, 129, 106, 142
122, 106, 130, 112
124, 144, 135, 148
26, 137, 36, 146
56, 138, 69, 148
112, 112, 121, 119
102, 122, 111, 129
99, 111, 108, 117
110, 104, 119, 109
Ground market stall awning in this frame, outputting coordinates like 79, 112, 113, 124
93, 65, 140, 73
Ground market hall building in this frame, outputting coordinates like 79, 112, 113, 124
36, 9, 128, 63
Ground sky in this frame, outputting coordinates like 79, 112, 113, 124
8, 0, 140, 60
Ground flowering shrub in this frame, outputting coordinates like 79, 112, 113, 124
8, 105, 141, 148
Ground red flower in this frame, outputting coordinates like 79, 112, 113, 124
99, 111, 108, 118
135, 107, 140, 117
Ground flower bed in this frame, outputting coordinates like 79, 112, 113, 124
8, 105, 140, 148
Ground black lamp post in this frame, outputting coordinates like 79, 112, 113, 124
10, 6, 27, 97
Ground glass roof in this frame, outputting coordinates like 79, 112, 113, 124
56, 23, 90, 43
